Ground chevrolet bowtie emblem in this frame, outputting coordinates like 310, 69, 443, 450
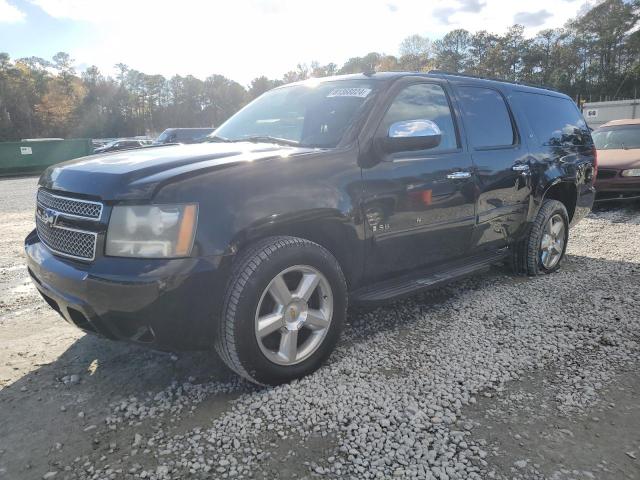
39, 207, 58, 227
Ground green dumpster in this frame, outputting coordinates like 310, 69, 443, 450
0, 139, 93, 177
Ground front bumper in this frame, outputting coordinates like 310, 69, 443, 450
595, 176, 640, 202
25, 229, 230, 351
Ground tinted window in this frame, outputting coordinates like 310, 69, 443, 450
456, 86, 515, 148
381, 83, 457, 151
512, 92, 589, 147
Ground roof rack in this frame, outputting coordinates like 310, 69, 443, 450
427, 70, 556, 92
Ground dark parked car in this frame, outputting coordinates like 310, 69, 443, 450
26, 72, 596, 385
592, 119, 640, 201
154, 128, 215, 145
93, 139, 150, 154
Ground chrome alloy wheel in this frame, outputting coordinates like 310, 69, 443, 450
540, 213, 566, 269
254, 265, 333, 366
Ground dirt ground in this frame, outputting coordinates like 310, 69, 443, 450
0, 176, 638, 480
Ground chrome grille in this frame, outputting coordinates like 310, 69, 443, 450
37, 189, 102, 220
36, 217, 97, 260
35, 189, 102, 261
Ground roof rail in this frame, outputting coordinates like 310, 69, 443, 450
427, 70, 556, 92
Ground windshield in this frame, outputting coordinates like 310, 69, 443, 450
211, 80, 378, 148
592, 125, 640, 150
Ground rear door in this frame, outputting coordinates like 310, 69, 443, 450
452, 84, 531, 251
360, 79, 476, 281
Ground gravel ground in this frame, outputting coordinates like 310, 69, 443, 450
0, 176, 638, 480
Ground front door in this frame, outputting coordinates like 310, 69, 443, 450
360, 80, 476, 282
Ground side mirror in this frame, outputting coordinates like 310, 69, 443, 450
382, 119, 442, 153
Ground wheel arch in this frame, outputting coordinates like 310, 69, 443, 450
528, 177, 578, 224
542, 181, 577, 222
228, 212, 364, 290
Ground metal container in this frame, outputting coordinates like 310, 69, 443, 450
0, 139, 93, 176
582, 99, 640, 129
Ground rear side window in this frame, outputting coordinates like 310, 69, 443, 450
381, 83, 458, 151
456, 86, 515, 148
512, 92, 589, 147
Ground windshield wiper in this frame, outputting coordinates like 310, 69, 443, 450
202, 135, 231, 143
232, 136, 299, 147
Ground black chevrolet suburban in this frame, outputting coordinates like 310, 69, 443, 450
25, 72, 596, 385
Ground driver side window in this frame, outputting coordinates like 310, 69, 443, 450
382, 83, 458, 151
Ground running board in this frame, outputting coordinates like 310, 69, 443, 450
351, 250, 509, 304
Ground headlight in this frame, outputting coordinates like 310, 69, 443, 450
621, 169, 640, 177
106, 204, 198, 258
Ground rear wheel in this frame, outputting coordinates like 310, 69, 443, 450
515, 199, 569, 275
215, 236, 347, 386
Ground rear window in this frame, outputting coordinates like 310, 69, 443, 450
456, 86, 515, 148
512, 92, 590, 147
593, 125, 640, 150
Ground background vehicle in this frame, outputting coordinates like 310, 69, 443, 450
592, 119, 640, 202
25, 73, 595, 386
154, 128, 215, 145
93, 138, 151, 154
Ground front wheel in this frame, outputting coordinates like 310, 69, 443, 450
515, 199, 570, 275
215, 236, 347, 386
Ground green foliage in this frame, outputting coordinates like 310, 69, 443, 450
0, 0, 638, 141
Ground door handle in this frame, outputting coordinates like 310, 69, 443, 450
512, 164, 530, 172
446, 171, 472, 179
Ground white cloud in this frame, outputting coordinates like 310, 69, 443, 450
29, 0, 584, 84
0, 0, 25, 22
514, 9, 554, 27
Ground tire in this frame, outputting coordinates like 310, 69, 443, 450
514, 199, 569, 276
215, 236, 347, 386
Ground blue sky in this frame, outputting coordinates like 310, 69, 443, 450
1, 0, 588, 85
0, 1, 93, 61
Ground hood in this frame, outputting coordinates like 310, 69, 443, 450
597, 148, 640, 170
39, 142, 314, 201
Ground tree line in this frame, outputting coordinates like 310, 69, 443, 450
0, 0, 638, 141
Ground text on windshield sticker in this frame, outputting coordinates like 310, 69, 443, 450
327, 88, 372, 98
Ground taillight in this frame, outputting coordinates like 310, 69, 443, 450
591, 145, 598, 183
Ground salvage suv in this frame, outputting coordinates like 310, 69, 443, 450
26, 72, 596, 385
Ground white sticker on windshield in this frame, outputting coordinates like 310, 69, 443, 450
327, 88, 372, 98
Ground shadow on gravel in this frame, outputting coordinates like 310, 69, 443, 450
467, 366, 640, 480
591, 198, 640, 220
592, 198, 640, 210
0, 333, 239, 477
1, 252, 638, 477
